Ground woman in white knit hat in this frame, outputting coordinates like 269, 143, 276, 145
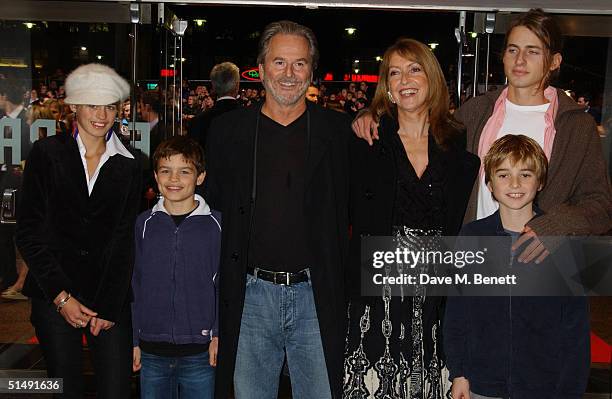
16, 63, 141, 398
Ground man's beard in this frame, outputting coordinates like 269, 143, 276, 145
262, 76, 309, 106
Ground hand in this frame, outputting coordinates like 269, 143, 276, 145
513, 225, 550, 264
451, 377, 471, 399
351, 110, 379, 146
133, 346, 142, 372
54, 291, 97, 328
89, 316, 115, 336
209, 337, 218, 367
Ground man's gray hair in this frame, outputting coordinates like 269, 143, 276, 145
209, 62, 240, 97
257, 20, 319, 70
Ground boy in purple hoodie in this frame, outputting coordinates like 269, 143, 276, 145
131, 136, 221, 399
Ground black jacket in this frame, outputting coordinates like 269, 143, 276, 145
444, 211, 590, 399
347, 115, 480, 297
188, 98, 239, 151
204, 102, 350, 399
16, 133, 142, 321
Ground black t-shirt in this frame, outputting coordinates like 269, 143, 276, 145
171, 211, 190, 226
247, 110, 312, 272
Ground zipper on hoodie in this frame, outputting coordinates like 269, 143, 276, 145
171, 222, 179, 343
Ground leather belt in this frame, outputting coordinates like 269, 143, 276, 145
247, 267, 309, 285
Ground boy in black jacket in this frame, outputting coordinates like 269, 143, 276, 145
444, 135, 590, 399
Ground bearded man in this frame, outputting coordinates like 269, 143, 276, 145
204, 20, 351, 399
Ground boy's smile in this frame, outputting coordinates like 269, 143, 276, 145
155, 154, 205, 215
487, 158, 542, 212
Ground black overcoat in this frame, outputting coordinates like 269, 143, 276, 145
205, 102, 350, 399
16, 133, 141, 322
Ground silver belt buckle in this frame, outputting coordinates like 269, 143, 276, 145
273, 272, 290, 285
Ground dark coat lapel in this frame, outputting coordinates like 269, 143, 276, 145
62, 136, 89, 202
304, 103, 332, 189
89, 155, 130, 202
235, 105, 260, 202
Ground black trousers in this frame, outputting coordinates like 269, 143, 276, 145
31, 298, 133, 399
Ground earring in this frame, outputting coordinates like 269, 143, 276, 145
387, 90, 396, 104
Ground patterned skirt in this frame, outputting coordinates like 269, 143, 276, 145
343, 227, 451, 399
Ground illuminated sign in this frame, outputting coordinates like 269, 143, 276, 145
322, 73, 378, 83
160, 69, 175, 77
343, 74, 378, 83
241, 68, 260, 81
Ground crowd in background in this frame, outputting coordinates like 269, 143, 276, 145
1, 73, 606, 144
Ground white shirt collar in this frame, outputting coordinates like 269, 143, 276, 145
7, 105, 24, 119
152, 194, 211, 216
76, 131, 134, 195
217, 96, 236, 102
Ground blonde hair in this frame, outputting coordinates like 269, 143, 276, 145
26, 105, 56, 139
484, 134, 548, 186
29, 104, 55, 122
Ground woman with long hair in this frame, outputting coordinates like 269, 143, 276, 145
344, 38, 479, 398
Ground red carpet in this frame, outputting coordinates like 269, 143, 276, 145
26, 334, 88, 346
591, 332, 612, 363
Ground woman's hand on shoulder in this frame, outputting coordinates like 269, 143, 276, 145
352, 110, 379, 146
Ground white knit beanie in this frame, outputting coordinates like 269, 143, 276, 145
64, 63, 130, 105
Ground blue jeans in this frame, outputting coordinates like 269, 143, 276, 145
233, 273, 331, 399
140, 351, 214, 399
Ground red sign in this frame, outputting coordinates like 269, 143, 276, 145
343, 74, 378, 83
241, 68, 260, 81
323, 73, 334, 81
160, 69, 175, 77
